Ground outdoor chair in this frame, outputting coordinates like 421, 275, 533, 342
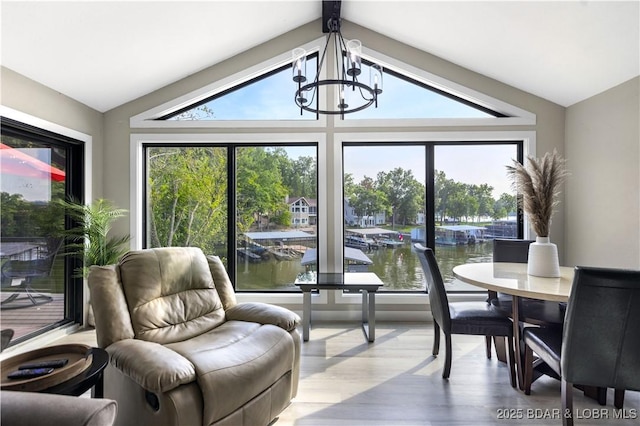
0, 240, 62, 309
523, 266, 640, 426
415, 243, 516, 386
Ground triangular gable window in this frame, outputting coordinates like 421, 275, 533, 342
131, 37, 534, 127
344, 61, 503, 119
160, 55, 318, 121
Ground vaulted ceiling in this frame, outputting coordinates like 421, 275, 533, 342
1, 1, 638, 113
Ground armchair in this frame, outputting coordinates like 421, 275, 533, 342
88, 247, 301, 426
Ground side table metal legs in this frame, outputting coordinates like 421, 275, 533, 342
302, 290, 311, 342
361, 291, 376, 342
301, 289, 377, 342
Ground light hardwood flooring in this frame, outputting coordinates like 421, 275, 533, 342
54, 322, 639, 426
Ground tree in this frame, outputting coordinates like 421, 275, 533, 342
236, 147, 289, 232
349, 177, 387, 222
148, 147, 227, 252
468, 183, 495, 221
493, 193, 517, 220
376, 168, 422, 228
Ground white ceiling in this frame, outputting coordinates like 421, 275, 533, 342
1, 1, 638, 112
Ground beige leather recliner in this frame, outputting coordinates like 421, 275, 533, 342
88, 247, 301, 426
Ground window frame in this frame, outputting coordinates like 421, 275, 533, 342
0, 106, 91, 344
334, 130, 535, 304
132, 132, 327, 301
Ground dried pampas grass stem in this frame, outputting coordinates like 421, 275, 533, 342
506, 150, 568, 237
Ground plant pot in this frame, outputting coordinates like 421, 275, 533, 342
527, 236, 560, 277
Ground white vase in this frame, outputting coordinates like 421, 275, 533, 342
527, 236, 560, 277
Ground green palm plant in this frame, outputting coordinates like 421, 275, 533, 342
59, 198, 130, 277
506, 149, 568, 237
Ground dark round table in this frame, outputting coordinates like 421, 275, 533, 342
42, 347, 109, 398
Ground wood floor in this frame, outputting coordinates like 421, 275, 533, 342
54, 322, 639, 426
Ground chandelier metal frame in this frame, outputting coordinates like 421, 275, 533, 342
292, 4, 382, 117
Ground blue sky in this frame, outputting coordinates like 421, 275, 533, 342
175, 57, 491, 121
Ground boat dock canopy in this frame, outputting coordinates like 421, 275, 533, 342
346, 227, 400, 236
301, 247, 373, 265
436, 225, 486, 231
242, 231, 315, 241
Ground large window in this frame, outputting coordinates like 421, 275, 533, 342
0, 118, 84, 343
343, 142, 521, 292
145, 144, 318, 291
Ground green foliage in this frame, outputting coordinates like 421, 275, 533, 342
236, 147, 290, 232
58, 198, 130, 277
148, 147, 227, 251
376, 168, 424, 227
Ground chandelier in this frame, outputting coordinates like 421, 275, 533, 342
292, 4, 383, 117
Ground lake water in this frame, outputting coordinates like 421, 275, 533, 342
235, 240, 494, 292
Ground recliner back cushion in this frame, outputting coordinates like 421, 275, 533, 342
119, 247, 225, 344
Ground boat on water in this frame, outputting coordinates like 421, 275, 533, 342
435, 225, 486, 246
345, 235, 376, 250
345, 227, 405, 250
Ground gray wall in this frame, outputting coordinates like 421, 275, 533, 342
565, 77, 640, 268
1, 66, 105, 200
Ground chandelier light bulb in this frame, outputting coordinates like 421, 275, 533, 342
292, 48, 307, 83
346, 39, 362, 77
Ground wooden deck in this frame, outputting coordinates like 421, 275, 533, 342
0, 292, 64, 340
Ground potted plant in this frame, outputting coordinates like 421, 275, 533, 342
59, 198, 130, 324
506, 149, 568, 277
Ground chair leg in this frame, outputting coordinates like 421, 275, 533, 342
432, 322, 440, 356
442, 333, 452, 379
485, 336, 492, 359
523, 341, 534, 395
562, 378, 574, 426
614, 389, 625, 409
506, 336, 517, 388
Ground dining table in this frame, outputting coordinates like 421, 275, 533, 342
452, 262, 574, 390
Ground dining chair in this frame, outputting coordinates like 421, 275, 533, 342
523, 266, 640, 426
415, 243, 516, 386
490, 239, 565, 326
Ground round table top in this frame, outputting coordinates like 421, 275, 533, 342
452, 262, 575, 302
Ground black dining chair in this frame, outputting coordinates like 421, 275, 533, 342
523, 266, 640, 426
415, 243, 516, 386
490, 239, 565, 326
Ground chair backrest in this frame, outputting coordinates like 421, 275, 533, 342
493, 239, 534, 263
89, 247, 238, 347
561, 266, 640, 391
1, 239, 62, 281
414, 244, 451, 333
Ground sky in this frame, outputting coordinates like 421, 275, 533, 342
0, 147, 55, 202
344, 144, 516, 198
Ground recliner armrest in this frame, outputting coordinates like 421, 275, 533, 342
225, 302, 300, 332
107, 339, 196, 394
1, 391, 117, 426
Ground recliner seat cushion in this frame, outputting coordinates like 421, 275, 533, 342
119, 248, 226, 344
166, 320, 294, 425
